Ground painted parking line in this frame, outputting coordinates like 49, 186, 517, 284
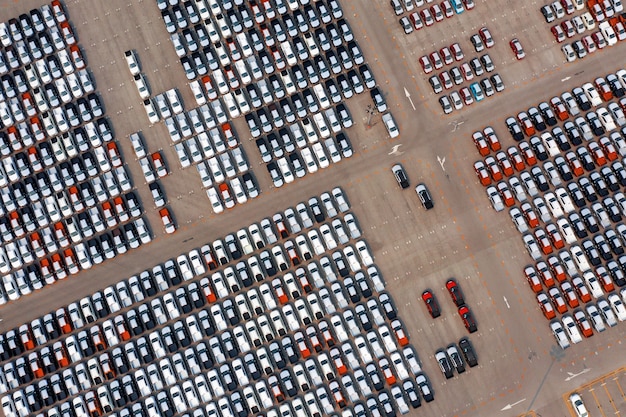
563, 367, 626, 417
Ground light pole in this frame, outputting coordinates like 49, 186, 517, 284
366, 104, 377, 128
525, 345, 566, 413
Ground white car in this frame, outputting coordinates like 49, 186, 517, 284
124, 50, 140, 75
561, 315, 582, 344
133, 74, 150, 99
207, 187, 224, 214
355, 241, 373, 266
569, 393, 589, 417
487, 186, 504, 212
382, 112, 399, 138
550, 320, 570, 349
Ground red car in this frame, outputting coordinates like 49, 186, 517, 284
484, 127, 501, 151
495, 152, 514, 177
497, 182, 515, 207
294, 332, 311, 358
547, 256, 567, 282
272, 278, 289, 304
524, 265, 543, 293
560, 281, 579, 308
458, 305, 477, 333
484, 156, 503, 181
506, 147, 526, 171
421, 290, 441, 318
534, 229, 553, 255
391, 319, 409, 346
536, 292, 556, 319
536, 261, 556, 288
56, 308, 72, 334
518, 142, 538, 165
19, 324, 35, 350
595, 77, 613, 102
600, 137, 618, 161
572, 276, 592, 303
551, 25, 565, 42
474, 161, 491, 186
479, 27, 494, 48
545, 224, 565, 249
517, 112, 535, 136
473, 131, 489, 156
419, 55, 433, 74
521, 203, 540, 228
509, 38, 526, 61
565, 152, 584, 176
574, 310, 594, 338
445, 279, 465, 306
200, 277, 217, 302
588, 142, 607, 166
548, 287, 568, 314
330, 347, 348, 375
379, 357, 397, 385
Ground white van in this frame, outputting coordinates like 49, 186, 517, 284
280, 40, 297, 66
313, 84, 330, 109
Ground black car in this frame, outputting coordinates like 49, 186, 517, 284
568, 213, 588, 239
459, 337, 478, 367
309, 197, 325, 223
529, 136, 548, 161
402, 379, 421, 408
506, 117, 524, 141
392, 164, 409, 189
415, 183, 433, 210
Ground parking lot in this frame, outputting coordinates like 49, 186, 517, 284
1, 0, 626, 416
564, 367, 626, 416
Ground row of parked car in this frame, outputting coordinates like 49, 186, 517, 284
561, 20, 620, 61
506, 73, 626, 141
0, 271, 417, 417
0, 188, 354, 354
482, 69, 626, 347
397, 0, 473, 34
0, 181, 433, 416
550, 290, 626, 349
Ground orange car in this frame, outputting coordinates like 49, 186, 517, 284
474, 161, 491, 186
536, 292, 556, 319
572, 276, 592, 303
56, 308, 72, 334
548, 287, 568, 314
588, 142, 607, 166
19, 324, 35, 350
114, 316, 131, 341
484, 156, 503, 181
574, 310, 594, 338
524, 265, 543, 293
561, 281, 580, 308
506, 146, 525, 171
379, 357, 397, 385
547, 256, 567, 283
536, 261, 555, 288
330, 347, 347, 375
53, 341, 69, 368
28, 352, 45, 378
272, 278, 289, 304
107, 142, 122, 167
200, 277, 217, 303
294, 331, 311, 358
495, 152, 514, 177
518, 142, 538, 166
473, 132, 490, 156
69, 45, 85, 69
391, 319, 409, 346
